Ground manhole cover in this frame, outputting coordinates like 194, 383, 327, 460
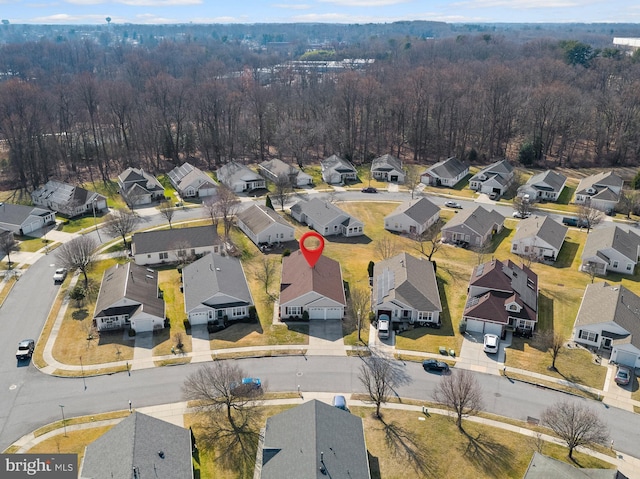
9, 384, 17, 390
494, 392, 501, 398
296, 372, 303, 377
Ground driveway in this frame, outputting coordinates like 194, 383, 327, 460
307, 320, 345, 356
457, 331, 506, 375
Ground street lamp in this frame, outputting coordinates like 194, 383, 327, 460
357, 311, 361, 343
59, 405, 67, 437
92, 197, 102, 242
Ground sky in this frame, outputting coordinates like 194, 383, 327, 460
1, 0, 638, 25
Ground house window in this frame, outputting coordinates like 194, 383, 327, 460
285, 306, 302, 316
232, 307, 246, 317
508, 304, 518, 311
579, 330, 598, 342
612, 260, 619, 268
627, 263, 634, 271
418, 311, 432, 320
159, 252, 168, 260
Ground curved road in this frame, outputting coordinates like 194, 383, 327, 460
1, 191, 639, 456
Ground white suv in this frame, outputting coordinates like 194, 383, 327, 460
483, 334, 499, 354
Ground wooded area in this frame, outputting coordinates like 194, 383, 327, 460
1, 23, 639, 192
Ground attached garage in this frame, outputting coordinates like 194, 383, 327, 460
484, 322, 503, 336
308, 307, 343, 320
612, 349, 639, 368
464, 319, 503, 336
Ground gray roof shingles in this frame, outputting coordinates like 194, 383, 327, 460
423, 156, 468, 179
513, 215, 568, 251
387, 197, 440, 225
236, 204, 293, 235
132, 225, 221, 255
582, 226, 640, 263
442, 205, 504, 237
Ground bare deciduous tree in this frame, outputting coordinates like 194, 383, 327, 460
541, 401, 609, 459
433, 369, 483, 432
577, 205, 603, 233
348, 283, 371, 342
359, 353, 408, 418
159, 199, 176, 229
271, 173, 293, 211
375, 237, 399, 261
253, 256, 279, 296
0, 232, 19, 266
182, 362, 265, 470
203, 197, 221, 230
103, 208, 140, 248
534, 330, 565, 371
404, 164, 422, 199
513, 196, 534, 217
584, 261, 600, 283
412, 220, 443, 261
214, 185, 240, 239
56, 235, 98, 287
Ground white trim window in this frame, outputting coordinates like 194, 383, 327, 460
232, 307, 246, 317
285, 306, 302, 316
579, 330, 598, 342
418, 311, 433, 321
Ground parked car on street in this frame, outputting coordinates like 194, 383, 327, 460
422, 359, 450, 373
230, 377, 262, 396
361, 187, 378, 193
16, 339, 35, 360
483, 334, 500, 354
512, 211, 531, 219
53, 268, 68, 284
444, 200, 462, 209
615, 366, 631, 386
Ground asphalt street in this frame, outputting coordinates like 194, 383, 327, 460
2, 189, 639, 457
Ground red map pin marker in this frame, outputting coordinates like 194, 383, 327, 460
299, 231, 325, 268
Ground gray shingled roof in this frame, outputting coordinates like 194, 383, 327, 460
32, 180, 105, 210
386, 197, 440, 225
280, 250, 346, 306
321, 154, 356, 173
119, 167, 164, 194
182, 252, 253, 312
0, 203, 53, 227
80, 412, 193, 479
167, 162, 216, 191
374, 252, 442, 312
291, 197, 356, 226
525, 170, 567, 192
575, 282, 640, 350
260, 400, 370, 479
259, 158, 300, 178
469, 159, 513, 182
236, 204, 292, 235
132, 225, 221, 255
523, 452, 622, 479
582, 226, 640, 262
94, 263, 165, 319
442, 205, 504, 237
513, 215, 568, 251
217, 161, 263, 184
371, 153, 402, 172
576, 171, 623, 195
423, 156, 468, 179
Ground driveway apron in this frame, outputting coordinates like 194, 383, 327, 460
190, 324, 212, 362
307, 320, 346, 356
132, 332, 154, 370
457, 331, 505, 375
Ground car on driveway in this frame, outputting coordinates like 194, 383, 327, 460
422, 359, 450, 373
483, 334, 500, 354
361, 187, 378, 193
16, 339, 35, 360
615, 366, 631, 386
332, 395, 348, 410
53, 268, 68, 284
444, 200, 462, 209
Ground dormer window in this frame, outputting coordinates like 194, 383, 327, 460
506, 302, 521, 312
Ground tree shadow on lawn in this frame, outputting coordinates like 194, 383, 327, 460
72, 308, 89, 321
209, 322, 266, 343
380, 418, 438, 477
462, 430, 515, 478
554, 240, 580, 268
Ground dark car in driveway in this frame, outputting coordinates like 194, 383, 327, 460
422, 359, 450, 373
361, 187, 378, 193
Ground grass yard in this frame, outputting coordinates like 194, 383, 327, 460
154, 268, 192, 355
28, 426, 113, 470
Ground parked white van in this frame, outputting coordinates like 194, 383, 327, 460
378, 314, 390, 339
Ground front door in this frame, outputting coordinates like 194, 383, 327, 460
601, 337, 612, 350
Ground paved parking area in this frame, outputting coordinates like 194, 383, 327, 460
457, 331, 506, 375
308, 320, 346, 356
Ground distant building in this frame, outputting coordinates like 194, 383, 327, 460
613, 37, 640, 53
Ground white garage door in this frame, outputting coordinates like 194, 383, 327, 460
308, 307, 342, 320
484, 322, 503, 336
465, 319, 485, 333
613, 350, 638, 368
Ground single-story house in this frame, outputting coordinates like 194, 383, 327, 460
236, 204, 295, 247
517, 170, 567, 203
511, 215, 568, 262
384, 197, 440, 235
256, 400, 371, 479
167, 162, 217, 198
373, 252, 442, 328
93, 262, 165, 333
259, 158, 313, 187
0, 203, 55, 235
371, 154, 404, 183
31, 180, 107, 218
79, 412, 194, 479
523, 452, 624, 479
572, 282, 640, 369
574, 171, 623, 213
131, 225, 222, 266
441, 205, 504, 247
420, 156, 469, 187
463, 259, 538, 336
182, 252, 254, 326
279, 250, 346, 320
580, 226, 640, 276
217, 160, 266, 193
468, 159, 514, 197
290, 197, 364, 237
321, 155, 357, 184
117, 167, 165, 206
